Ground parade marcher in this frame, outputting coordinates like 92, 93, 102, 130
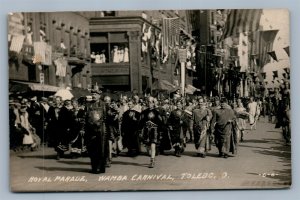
39, 97, 50, 145
234, 99, 248, 142
256, 98, 262, 121
70, 98, 87, 158
140, 96, 163, 168
273, 88, 282, 128
183, 100, 194, 143
132, 95, 142, 113
55, 100, 74, 160
106, 99, 121, 165
211, 97, 237, 158
168, 101, 185, 157
281, 98, 291, 145
267, 96, 274, 123
158, 99, 172, 155
121, 100, 141, 156
9, 100, 22, 150
192, 98, 212, 157
27, 96, 44, 144
47, 96, 62, 147
19, 103, 40, 151
247, 97, 258, 130
85, 93, 108, 174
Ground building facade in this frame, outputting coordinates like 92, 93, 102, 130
79, 10, 194, 94
8, 12, 91, 91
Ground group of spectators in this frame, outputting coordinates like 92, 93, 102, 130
9, 87, 290, 173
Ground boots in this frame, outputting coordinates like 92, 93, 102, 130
149, 158, 155, 168
105, 158, 112, 168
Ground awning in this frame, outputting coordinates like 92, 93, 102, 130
152, 80, 177, 92
185, 84, 200, 94
9, 81, 60, 93
68, 57, 87, 65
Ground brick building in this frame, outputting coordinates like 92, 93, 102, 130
79, 10, 195, 94
8, 12, 91, 92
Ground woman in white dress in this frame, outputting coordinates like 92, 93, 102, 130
123, 46, 129, 63
19, 104, 39, 150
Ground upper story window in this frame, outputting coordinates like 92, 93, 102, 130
90, 32, 129, 64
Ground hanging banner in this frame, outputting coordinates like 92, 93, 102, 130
43, 45, 52, 65
34, 41, 47, 63
39, 72, 45, 84
9, 35, 25, 53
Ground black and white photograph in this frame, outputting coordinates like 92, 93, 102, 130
8, 9, 291, 192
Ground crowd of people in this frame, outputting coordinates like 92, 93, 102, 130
9, 87, 291, 174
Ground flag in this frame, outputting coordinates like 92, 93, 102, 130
282, 73, 286, 78
222, 9, 262, 39
251, 30, 279, 67
267, 51, 278, 62
272, 71, 278, 80
43, 45, 52, 65
33, 41, 47, 63
283, 46, 290, 57
284, 67, 290, 74
9, 35, 25, 53
54, 57, 67, 77
162, 17, 179, 55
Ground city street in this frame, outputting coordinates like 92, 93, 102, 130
10, 117, 291, 192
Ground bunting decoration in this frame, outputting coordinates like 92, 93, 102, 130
255, 30, 279, 67
222, 9, 262, 39
282, 73, 287, 78
283, 46, 290, 57
272, 71, 278, 80
162, 17, 180, 56
283, 67, 290, 74
9, 35, 25, 53
267, 51, 278, 62
33, 41, 47, 64
54, 57, 68, 77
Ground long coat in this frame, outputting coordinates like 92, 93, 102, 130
85, 100, 108, 173
211, 107, 237, 155
121, 109, 140, 151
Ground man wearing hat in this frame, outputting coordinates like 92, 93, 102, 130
47, 96, 62, 148
27, 96, 44, 144
192, 98, 212, 158
85, 92, 108, 174
140, 96, 163, 168
121, 100, 141, 156
211, 97, 237, 158
168, 101, 185, 157
55, 100, 74, 160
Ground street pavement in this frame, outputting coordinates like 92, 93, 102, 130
10, 117, 291, 192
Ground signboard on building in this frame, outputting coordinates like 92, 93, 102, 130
178, 48, 187, 63
39, 72, 44, 84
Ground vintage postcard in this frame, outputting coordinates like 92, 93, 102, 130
9, 9, 291, 192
